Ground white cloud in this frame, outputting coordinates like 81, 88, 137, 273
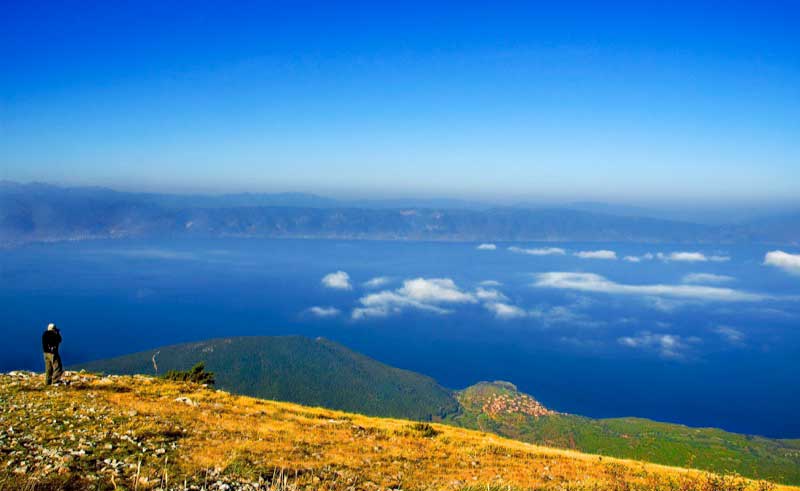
533, 272, 766, 302
398, 278, 477, 303
484, 302, 528, 320
363, 276, 391, 288
764, 250, 800, 276
321, 271, 352, 290
618, 331, 700, 359
352, 290, 450, 319
475, 287, 508, 302
682, 273, 735, 284
479, 280, 502, 287
352, 277, 476, 319
657, 252, 730, 263
351, 276, 610, 325
574, 250, 617, 260
623, 252, 655, 263
307, 306, 341, 318
658, 252, 703, 262
477, 243, 497, 250
712, 325, 745, 344
351, 307, 387, 319
509, 246, 566, 256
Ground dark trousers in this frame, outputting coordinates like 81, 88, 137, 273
44, 352, 63, 385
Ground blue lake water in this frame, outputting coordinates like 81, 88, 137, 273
2, 238, 799, 438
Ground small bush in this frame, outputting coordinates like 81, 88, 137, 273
701, 473, 748, 491
410, 422, 440, 438
162, 362, 215, 386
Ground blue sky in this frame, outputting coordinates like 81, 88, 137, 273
1, 1, 798, 203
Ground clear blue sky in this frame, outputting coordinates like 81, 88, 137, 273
2, 1, 798, 203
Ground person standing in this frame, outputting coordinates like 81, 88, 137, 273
42, 323, 63, 385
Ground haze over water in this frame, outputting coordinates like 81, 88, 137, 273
3, 238, 798, 439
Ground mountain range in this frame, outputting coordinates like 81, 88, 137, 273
76, 335, 800, 485
3, 181, 800, 246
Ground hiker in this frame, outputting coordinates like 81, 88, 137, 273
42, 323, 63, 385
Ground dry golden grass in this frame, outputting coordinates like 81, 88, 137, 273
1, 372, 795, 491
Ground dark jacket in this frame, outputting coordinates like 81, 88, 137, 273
42, 329, 61, 354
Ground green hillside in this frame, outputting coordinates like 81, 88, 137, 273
446, 381, 800, 484
75, 336, 459, 421
78, 338, 800, 484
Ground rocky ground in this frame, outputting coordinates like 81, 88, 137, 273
0, 371, 287, 490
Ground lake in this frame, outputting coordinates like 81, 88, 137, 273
2, 238, 798, 438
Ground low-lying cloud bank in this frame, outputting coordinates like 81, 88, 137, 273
352, 277, 543, 321
316, 253, 785, 324
533, 272, 766, 302
477, 243, 497, 250
352, 278, 477, 319
764, 250, 800, 276
316, 271, 530, 321
321, 271, 353, 290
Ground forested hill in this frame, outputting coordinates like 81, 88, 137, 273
75, 336, 460, 421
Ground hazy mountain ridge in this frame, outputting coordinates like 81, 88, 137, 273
4, 181, 799, 245
78, 336, 800, 484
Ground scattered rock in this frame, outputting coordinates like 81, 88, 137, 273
174, 397, 198, 407
8, 371, 34, 378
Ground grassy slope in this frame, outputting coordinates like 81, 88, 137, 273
75, 336, 459, 421
447, 382, 800, 485
78, 338, 800, 485
1, 371, 794, 491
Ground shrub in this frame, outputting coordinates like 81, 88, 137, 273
162, 362, 215, 386
410, 422, 440, 438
